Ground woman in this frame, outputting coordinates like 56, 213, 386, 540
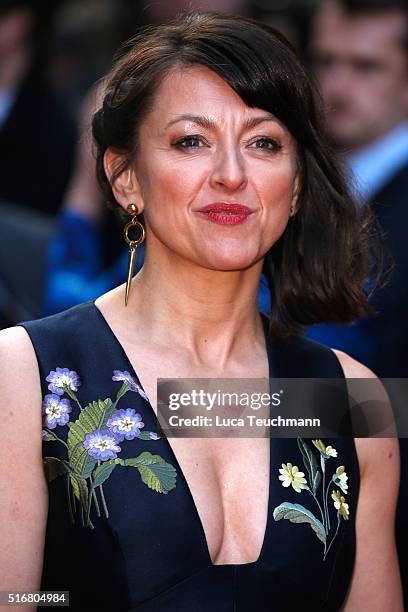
0, 12, 402, 611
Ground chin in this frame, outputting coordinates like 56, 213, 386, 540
203, 251, 262, 272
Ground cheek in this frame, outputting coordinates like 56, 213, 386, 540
358, 72, 401, 108
256, 163, 296, 213
252, 162, 297, 250
138, 156, 206, 213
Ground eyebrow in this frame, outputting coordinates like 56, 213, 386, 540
164, 113, 278, 131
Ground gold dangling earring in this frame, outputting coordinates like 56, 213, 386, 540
123, 203, 145, 306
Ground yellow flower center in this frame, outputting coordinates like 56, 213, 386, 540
58, 375, 72, 387
119, 417, 134, 431
48, 403, 61, 418
96, 440, 109, 450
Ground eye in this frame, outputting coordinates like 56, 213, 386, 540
172, 135, 207, 149
249, 137, 282, 152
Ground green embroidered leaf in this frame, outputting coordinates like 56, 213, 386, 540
273, 502, 326, 544
67, 398, 116, 477
124, 452, 177, 494
115, 383, 129, 403
297, 438, 321, 495
91, 461, 116, 488
43, 457, 72, 482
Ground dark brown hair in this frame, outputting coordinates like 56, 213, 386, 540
92, 11, 383, 336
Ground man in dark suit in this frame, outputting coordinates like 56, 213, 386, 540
308, 0, 408, 605
0, 1, 76, 214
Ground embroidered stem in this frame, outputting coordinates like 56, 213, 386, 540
306, 488, 325, 526
323, 514, 341, 560
80, 496, 85, 527
321, 456, 329, 533
66, 475, 75, 524
99, 484, 109, 518
92, 488, 101, 517
64, 387, 83, 412
85, 492, 95, 530
86, 476, 101, 521
44, 428, 68, 448
86, 488, 92, 525
325, 480, 333, 532
74, 397, 83, 412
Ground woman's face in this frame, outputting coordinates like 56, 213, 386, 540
131, 64, 299, 271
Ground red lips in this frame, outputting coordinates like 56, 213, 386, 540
197, 202, 252, 214
195, 202, 253, 225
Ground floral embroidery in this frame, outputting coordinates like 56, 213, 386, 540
46, 367, 81, 395
42, 368, 177, 529
83, 431, 122, 461
312, 439, 338, 458
42, 394, 72, 429
112, 370, 149, 401
107, 408, 144, 441
333, 466, 348, 494
331, 490, 349, 520
273, 438, 350, 560
278, 463, 307, 493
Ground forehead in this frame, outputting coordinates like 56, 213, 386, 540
313, 3, 407, 58
142, 64, 284, 129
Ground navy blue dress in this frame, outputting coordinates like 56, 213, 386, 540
19, 301, 359, 611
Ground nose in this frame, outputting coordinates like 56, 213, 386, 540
209, 145, 247, 192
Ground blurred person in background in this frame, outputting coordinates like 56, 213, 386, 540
0, 0, 76, 214
307, 0, 408, 378
0, 0, 78, 329
0, 0, 146, 329
307, 0, 408, 605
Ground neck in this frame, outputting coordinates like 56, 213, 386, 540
124, 245, 266, 368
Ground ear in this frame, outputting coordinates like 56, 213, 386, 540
103, 147, 144, 214
290, 173, 301, 216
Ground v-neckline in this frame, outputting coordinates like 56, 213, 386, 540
90, 300, 275, 568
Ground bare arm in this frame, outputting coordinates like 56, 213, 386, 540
0, 327, 48, 612
333, 350, 403, 611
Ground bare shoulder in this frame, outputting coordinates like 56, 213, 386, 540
0, 323, 43, 458
0, 323, 43, 461
0, 325, 42, 407
0, 323, 39, 369
331, 348, 399, 473
331, 348, 376, 379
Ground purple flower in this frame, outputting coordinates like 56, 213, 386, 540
46, 367, 81, 396
83, 430, 121, 461
42, 429, 50, 440
150, 432, 160, 440
112, 370, 149, 401
42, 394, 72, 429
107, 408, 144, 441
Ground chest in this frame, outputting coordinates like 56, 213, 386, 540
122, 343, 271, 565
166, 435, 271, 565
